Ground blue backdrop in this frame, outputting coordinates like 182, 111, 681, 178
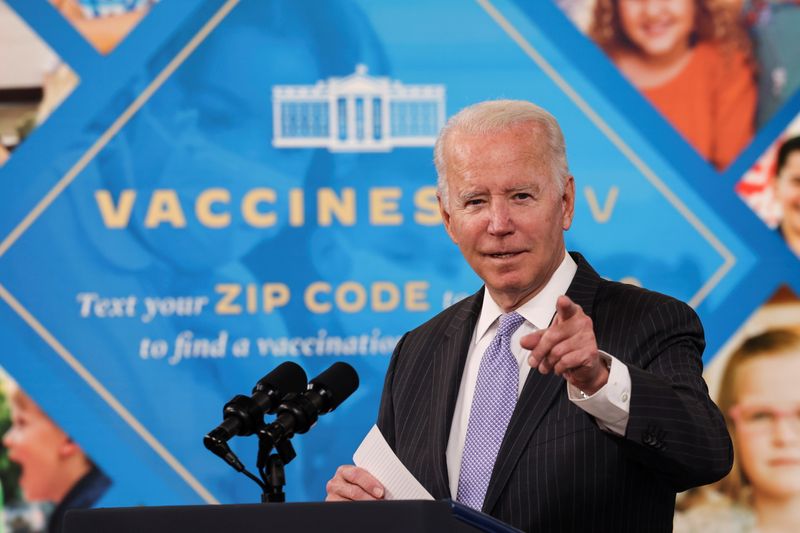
0, 0, 797, 507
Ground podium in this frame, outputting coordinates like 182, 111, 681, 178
64, 500, 523, 532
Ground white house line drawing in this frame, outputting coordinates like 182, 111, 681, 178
272, 64, 446, 152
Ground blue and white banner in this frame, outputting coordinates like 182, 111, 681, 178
0, 0, 798, 527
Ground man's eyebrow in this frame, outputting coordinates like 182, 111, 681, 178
505, 183, 542, 195
457, 190, 485, 202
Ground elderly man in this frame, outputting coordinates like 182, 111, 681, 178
326, 100, 732, 532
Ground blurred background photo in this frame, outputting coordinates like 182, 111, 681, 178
556, 0, 800, 171
676, 285, 800, 532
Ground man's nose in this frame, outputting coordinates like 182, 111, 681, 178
487, 201, 514, 235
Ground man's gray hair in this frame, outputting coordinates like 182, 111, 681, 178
433, 99, 570, 205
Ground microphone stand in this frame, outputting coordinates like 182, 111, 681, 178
256, 428, 296, 503
206, 363, 358, 502
207, 413, 298, 503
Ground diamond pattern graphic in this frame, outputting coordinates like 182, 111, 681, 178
0, 0, 795, 512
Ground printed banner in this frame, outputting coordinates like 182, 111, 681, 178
0, 0, 797, 530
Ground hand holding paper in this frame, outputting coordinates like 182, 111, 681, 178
324, 464, 385, 501
325, 425, 433, 501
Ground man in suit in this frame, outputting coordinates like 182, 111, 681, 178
325, 100, 732, 531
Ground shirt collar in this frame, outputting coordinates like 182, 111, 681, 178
474, 251, 578, 342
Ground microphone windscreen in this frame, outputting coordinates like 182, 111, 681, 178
254, 361, 308, 395
310, 362, 359, 409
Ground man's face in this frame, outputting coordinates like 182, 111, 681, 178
438, 126, 574, 310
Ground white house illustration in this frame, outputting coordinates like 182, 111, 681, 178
272, 64, 445, 152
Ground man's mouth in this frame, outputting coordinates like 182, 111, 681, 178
486, 251, 522, 259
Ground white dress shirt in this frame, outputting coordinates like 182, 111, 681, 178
446, 252, 632, 498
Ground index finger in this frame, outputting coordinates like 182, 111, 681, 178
520, 328, 545, 351
555, 295, 580, 321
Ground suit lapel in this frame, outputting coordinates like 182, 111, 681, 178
428, 288, 484, 498
563, 252, 600, 318
482, 252, 601, 513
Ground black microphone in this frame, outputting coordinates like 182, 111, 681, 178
259, 362, 359, 447
204, 362, 307, 469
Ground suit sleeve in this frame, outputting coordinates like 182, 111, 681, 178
619, 298, 733, 491
376, 332, 408, 450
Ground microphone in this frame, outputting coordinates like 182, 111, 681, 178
204, 362, 307, 469
259, 362, 359, 448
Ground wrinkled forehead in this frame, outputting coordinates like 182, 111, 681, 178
444, 127, 550, 174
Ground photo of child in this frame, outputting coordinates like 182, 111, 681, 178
587, 0, 756, 170
675, 286, 800, 532
736, 113, 800, 258
0, 373, 111, 533
772, 136, 800, 257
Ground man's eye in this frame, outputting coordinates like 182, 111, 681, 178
513, 193, 531, 200
465, 199, 484, 206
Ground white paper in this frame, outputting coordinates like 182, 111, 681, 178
353, 424, 434, 500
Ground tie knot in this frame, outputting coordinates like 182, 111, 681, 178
497, 312, 525, 338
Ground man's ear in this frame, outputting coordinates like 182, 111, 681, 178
561, 175, 575, 231
438, 193, 457, 244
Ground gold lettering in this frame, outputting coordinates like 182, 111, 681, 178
246, 284, 257, 314
305, 282, 332, 313
196, 188, 231, 228
413, 186, 441, 225
95, 189, 136, 228
242, 188, 277, 227
289, 188, 304, 227
263, 284, 290, 312
335, 281, 366, 313
318, 188, 356, 226
584, 185, 619, 224
215, 284, 242, 315
370, 187, 403, 225
144, 190, 187, 228
405, 281, 430, 311
371, 282, 400, 312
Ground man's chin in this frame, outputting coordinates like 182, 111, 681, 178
485, 279, 538, 299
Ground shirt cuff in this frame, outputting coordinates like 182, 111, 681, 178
567, 351, 631, 436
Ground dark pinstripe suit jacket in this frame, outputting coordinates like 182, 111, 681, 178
377, 253, 732, 532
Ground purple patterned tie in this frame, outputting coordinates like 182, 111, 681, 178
457, 311, 526, 511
